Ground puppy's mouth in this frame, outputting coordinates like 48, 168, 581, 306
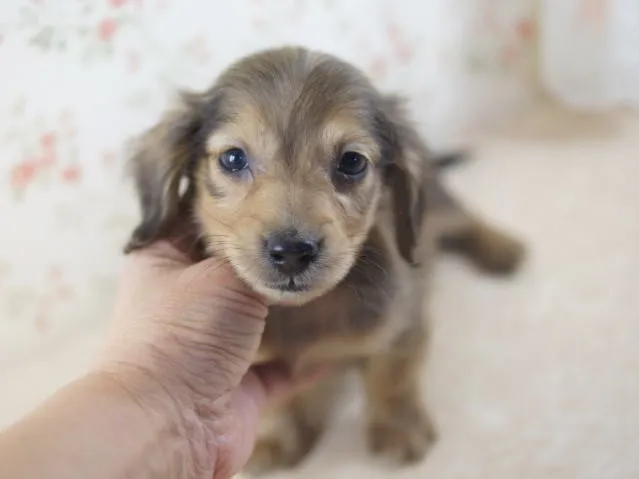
231, 257, 350, 306
269, 276, 311, 293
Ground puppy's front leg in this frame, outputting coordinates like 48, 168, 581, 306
245, 372, 344, 475
363, 322, 436, 464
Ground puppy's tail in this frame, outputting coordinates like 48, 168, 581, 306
431, 151, 471, 170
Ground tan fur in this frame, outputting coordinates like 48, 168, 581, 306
124, 46, 526, 474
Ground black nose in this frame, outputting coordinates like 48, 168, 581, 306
265, 232, 321, 276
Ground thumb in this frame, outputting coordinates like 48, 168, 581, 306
164, 258, 269, 393
177, 257, 268, 326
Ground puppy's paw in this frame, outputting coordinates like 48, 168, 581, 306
245, 425, 319, 475
367, 406, 437, 464
244, 439, 291, 476
473, 229, 526, 275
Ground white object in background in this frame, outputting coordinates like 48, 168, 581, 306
541, 0, 639, 109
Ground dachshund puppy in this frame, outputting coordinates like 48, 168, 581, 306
124, 46, 525, 473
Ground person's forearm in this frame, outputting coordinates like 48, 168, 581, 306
0, 371, 212, 479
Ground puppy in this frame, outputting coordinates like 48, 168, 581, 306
124, 46, 525, 473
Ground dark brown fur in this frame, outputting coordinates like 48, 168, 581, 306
124, 46, 525, 474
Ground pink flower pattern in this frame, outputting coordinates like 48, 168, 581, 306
10, 161, 38, 190
98, 18, 118, 42
61, 165, 82, 184
580, 0, 609, 26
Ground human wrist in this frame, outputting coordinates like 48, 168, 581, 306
91, 363, 219, 478
0, 367, 218, 479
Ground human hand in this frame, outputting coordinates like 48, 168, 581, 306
97, 237, 303, 478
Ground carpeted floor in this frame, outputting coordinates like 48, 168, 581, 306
2, 104, 639, 478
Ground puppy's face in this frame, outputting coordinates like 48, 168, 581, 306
126, 48, 425, 305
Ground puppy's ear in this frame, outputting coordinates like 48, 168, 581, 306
124, 92, 213, 253
376, 95, 430, 266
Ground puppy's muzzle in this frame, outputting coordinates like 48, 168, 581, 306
264, 230, 322, 276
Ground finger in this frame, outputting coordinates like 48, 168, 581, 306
179, 258, 268, 318
164, 216, 205, 261
239, 362, 294, 412
125, 206, 204, 270
238, 362, 332, 412
151, 197, 203, 259
145, 260, 269, 393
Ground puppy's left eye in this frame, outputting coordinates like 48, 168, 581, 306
336, 151, 368, 178
218, 148, 249, 173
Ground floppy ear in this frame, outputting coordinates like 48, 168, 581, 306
376, 95, 430, 266
124, 92, 212, 253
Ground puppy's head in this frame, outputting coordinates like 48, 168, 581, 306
126, 47, 425, 305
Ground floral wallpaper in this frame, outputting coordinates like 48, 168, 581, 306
0, 0, 538, 366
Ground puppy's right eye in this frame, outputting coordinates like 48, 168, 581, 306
336, 151, 368, 178
218, 148, 249, 173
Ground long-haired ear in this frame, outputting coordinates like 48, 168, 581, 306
124, 91, 213, 253
377, 95, 430, 266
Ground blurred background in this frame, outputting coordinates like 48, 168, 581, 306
1, 1, 638, 477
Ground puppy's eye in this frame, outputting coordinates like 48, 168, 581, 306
218, 148, 249, 173
336, 151, 368, 178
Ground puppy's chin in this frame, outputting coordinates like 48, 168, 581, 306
259, 288, 325, 307
241, 278, 333, 307
229, 262, 353, 307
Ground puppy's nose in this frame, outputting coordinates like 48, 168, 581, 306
265, 232, 321, 276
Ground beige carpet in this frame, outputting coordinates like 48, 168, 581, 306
2, 105, 639, 478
